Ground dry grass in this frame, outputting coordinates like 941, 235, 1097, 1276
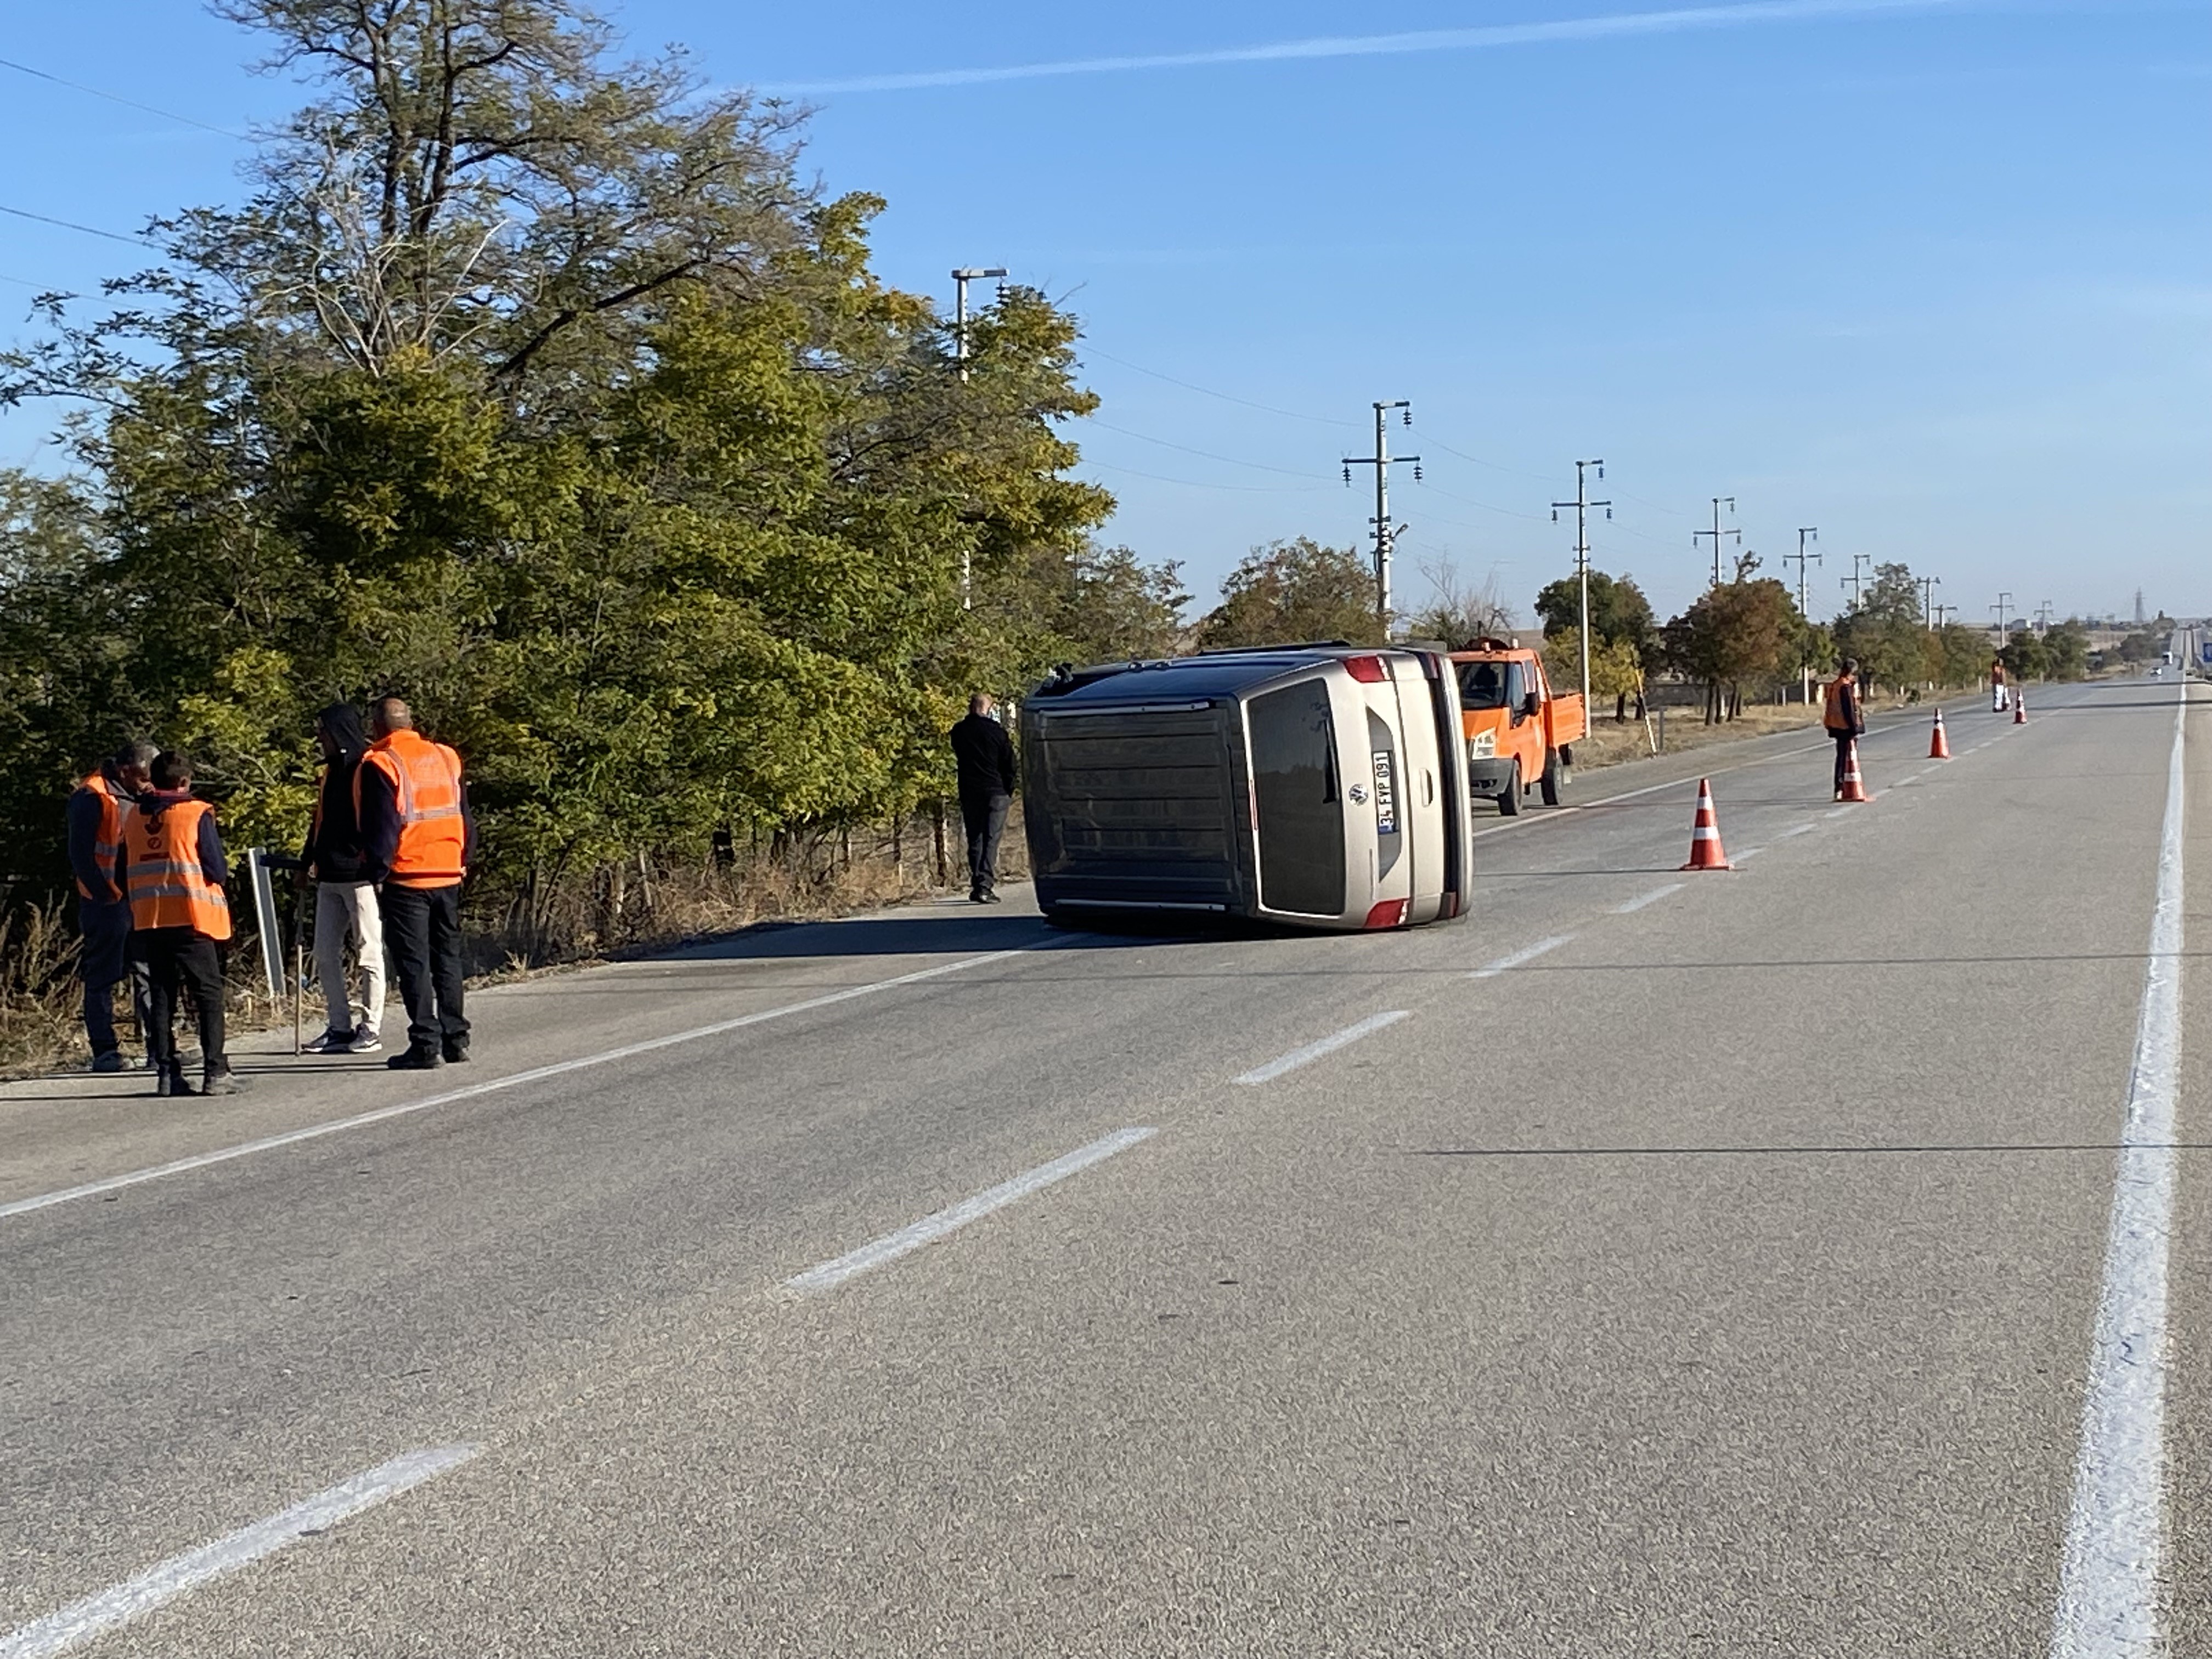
1, 807, 1013, 1078
1570, 688, 1940, 772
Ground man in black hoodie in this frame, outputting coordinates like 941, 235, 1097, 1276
949, 692, 1018, 904
300, 703, 386, 1054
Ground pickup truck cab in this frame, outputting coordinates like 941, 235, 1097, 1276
1449, 639, 1588, 815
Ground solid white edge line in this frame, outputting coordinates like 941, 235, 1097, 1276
781, 1126, 1157, 1295
1469, 935, 1572, 980
0, 1444, 480, 1659
2049, 683, 2188, 1656
1613, 883, 1685, 914
1232, 1009, 1412, 1085
2, 947, 1036, 1222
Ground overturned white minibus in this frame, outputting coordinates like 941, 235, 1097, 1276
1019, 646, 1475, 931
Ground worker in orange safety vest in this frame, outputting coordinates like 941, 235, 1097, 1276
1822, 658, 1867, 800
118, 750, 240, 1097
356, 695, 476, 1071
68, 738, 155, 1071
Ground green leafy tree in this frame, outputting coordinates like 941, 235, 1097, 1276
1533, 569, 1657, 719
1831, 562, 1927, 696
1662, 574, 1803, 723
1198, 538, 1386, 649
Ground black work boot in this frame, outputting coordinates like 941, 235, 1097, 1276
154, 1060, 194, 1097
200, 1064, 245, 1097
441, 1041, 470, 1065
387, 1046, 443, 1071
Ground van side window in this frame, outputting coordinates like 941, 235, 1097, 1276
1247, 682, 1347, 917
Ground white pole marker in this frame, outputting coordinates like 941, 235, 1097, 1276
2049, 684, 2188, 1657
782, 1126, 1156, 1295
0, 1445, 480, 1659
1232, 1009, 1413, 1085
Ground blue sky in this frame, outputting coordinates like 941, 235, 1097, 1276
3, 0, 2207, 628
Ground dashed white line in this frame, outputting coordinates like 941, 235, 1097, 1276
3, 947, 1039, 1223
2049, 684, 2189, 1656
1780, 823, 1817, 838
1469, 936, 1573, 980
1613, 883, 1684, 913
780, 1127, 1158, 1294
1232, 1010, 1412, 1084
0, 1445, 480, 1659
1733, 847, 1766, 861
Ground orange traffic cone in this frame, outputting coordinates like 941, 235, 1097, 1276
1837, 738, 1872, 802
2013, 691, 2027, 725
1929, 708, 1952, 759
1679, 777, 1733, 870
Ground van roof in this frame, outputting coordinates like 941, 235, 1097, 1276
1030, 647, 1413, 706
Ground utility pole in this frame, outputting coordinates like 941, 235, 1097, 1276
1919, 574, 1942, 630
1782, 528, 1821, 702
1993, 590, 2013, 646
1841, 552, 1872, 612
950, 266, 1008, 385
1342, 401, 1418, 623
2035, 600, 2055, 634
1691, 496, 1740, 587
949, 266, 1008, 608
1551, 460, 1611, 712
1932, 601, 1958, 628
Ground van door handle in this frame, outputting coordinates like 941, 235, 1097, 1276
1423, 770, 1435, 805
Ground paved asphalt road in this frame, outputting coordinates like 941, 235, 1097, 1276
2, 674, 2205, 1656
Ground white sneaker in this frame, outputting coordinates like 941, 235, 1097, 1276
346, 1026, 383, 1054
303, 1028, 353, 1054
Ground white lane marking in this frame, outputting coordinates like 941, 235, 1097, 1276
1467, 701, 1972, 843
781, 1127, 1156, 1295
2, 948, 1036, 1222
1469, 936, 1572, 980
2050, 685, 2188, 1656
1733, 847, 1766, 861
1780, 822, 1817, 838
1232, 1009, 1412, 1084
0, 1445, 479, 1659
1824, 804, 1858, 819
1614, 883, 1684, 913
1897, 771, 1925, 786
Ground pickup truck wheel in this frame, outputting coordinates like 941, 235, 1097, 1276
1539, 748, 1564, 806
1497, 760, 1522, 816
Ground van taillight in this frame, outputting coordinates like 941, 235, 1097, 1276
1364, 899, 1408, 929
1344, 655, 1386, 684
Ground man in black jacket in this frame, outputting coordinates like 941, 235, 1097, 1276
300, 703, 386, 1054
949, 693, 1017, 904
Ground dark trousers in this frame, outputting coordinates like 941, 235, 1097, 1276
79, 895, 150, 1057
1832, 730, 1859, 792
136, 926, 226, 1073
961, 793, 1011, 896
381, 882, 469, 1055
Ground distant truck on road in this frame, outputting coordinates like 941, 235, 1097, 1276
1020, 645, 1475, 932
1449, 639, 1587, 815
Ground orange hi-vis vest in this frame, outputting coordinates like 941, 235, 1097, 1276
359, 729, 466, 888
75, 772, 128, 900
123, 798, 232, 940
1822, 674, 1857, 732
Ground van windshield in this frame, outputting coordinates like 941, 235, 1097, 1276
1457, 661, 1510, 709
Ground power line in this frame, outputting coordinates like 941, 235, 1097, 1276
1079, 345, 1357, 428
1407, 426, 1554, 482
0, 55, 249, 139
0, 202, 156, 247
1080, 458, 1330, 494
1084, 417, 1322, 480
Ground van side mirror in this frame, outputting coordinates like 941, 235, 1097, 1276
1520, 691, 1541, 719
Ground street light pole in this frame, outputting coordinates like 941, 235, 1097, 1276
1552, 460, 1610, 714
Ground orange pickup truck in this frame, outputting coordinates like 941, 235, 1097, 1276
1449, 639, 1588, 815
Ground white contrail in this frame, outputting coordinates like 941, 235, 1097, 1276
765, 0, 1973, 95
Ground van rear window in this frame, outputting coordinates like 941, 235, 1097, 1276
1247, 682, 1345, 917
